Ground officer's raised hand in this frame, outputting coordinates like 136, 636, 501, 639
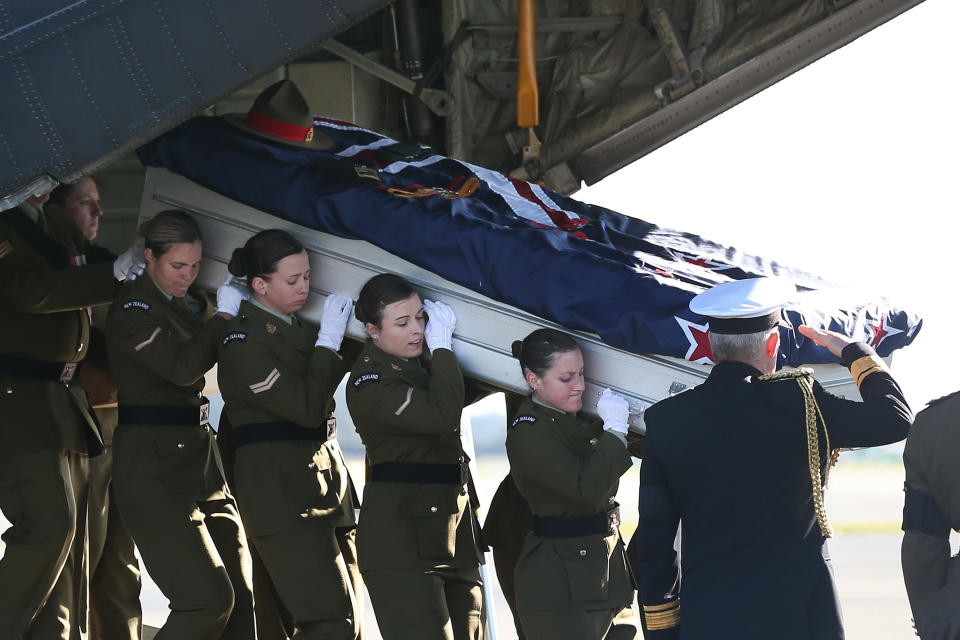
597, 388, 629, 436
422, 299, 456, 353
112, 242, 144, 281
315, 293, 354, 351
216, 275, 249, 318
798, 324, 855, 358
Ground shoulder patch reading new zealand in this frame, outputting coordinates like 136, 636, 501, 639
352, 372, 381, 389
121, 299, 151, 312
221, 332, 247, 347
510, 414, 537, 430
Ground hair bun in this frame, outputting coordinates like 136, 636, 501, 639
511, 340, 523, 359
227, 247, 248, 277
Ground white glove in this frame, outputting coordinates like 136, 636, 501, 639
216, 276, 250, 316
112, 243, 143, 281
125, 260, 146, 282
315, 294, 354, 351
423, 299, 456, 353
597, 388, 629, 436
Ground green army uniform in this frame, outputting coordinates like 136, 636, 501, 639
346, 341, 485, 640
217, 299, 362, 640
216, 410, 297, 640
0, 203, 115, 640
505, 398, 635, 640
81, 316, 143, 640
902, 390, 960, 638
106, 274, 254, 640
44, 211, 144, 640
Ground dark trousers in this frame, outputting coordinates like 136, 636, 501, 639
88, 407, 142, 640
119, 498, 254, 640
363, 566, 483, 640
0, 449, 90, 640
253, 525, 363, 639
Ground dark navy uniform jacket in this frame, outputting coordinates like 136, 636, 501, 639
631, 343, 911, 639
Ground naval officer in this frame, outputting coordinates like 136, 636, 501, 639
217, 229, 363, 639
631, 277, 912, 639
346, 273, 486, 640
106, 210, 255, 640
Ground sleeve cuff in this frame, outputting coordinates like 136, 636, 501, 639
840, 342, 877, 367
643, 600, 681, 631
841, 342, 889, 388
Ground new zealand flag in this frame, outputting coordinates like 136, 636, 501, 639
137, 116, 921, 366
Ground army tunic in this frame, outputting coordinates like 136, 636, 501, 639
901, 390, 960, 639
346, 341, 485, 640
505, 398, 634, 639
0, 204, 116, 640
217, 299, 361, 639
632, 343, 912, 640
106, 273, 254, 640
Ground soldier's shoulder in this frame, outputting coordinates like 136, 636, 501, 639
923, 390, 960, 411
915, 389, 960, 425
112, 279, 157, 316
508, 412, 539, 431
646, 386, 699, 419
347, 350, 386, 391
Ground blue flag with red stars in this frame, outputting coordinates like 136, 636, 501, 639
137, 116, 921, 366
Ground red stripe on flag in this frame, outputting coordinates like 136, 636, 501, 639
507, 177, 586, 231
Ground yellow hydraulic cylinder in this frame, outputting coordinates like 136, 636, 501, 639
516, 0, 539, 128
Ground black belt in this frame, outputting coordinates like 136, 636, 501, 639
0, 356, 80, 382
233, 418, 337, 447
369, 461, 467, 485
532, 506, 621, 539
118, 398, 210, 427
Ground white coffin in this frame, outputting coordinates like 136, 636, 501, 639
138, 167, 862, 432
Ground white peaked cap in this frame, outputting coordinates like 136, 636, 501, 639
690, 278, 796, 334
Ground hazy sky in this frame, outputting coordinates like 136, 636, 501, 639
580, 0, 959, 411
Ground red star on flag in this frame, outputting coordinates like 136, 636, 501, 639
676, 317, 714, 364
868, 316, 903, 348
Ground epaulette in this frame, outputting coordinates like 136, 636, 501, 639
509, 414, 537, 430
756, 367, 814, 383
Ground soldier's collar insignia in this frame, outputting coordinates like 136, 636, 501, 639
391, 363, 402, 371
121, 299, 151, 312
510, 414, 537, 430
222, 331, 247, 347
265, 323, 278, 334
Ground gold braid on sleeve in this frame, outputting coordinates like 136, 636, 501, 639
758, 368, 837, 538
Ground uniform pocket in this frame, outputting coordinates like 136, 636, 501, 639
282, 448, 343, 519
406, 485, 464, 561
152, 429, 213, 496
554, 536, 612, 604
